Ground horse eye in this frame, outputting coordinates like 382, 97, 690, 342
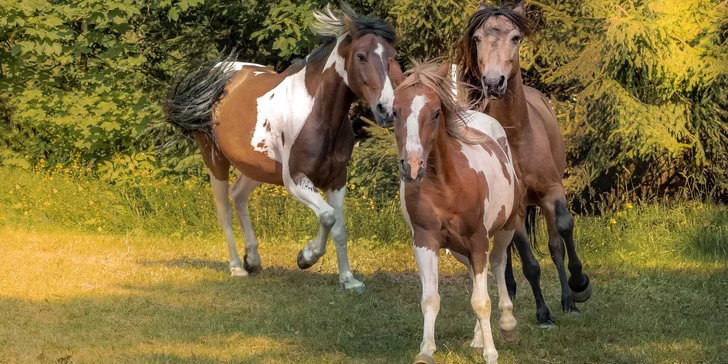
433, 110, 441, 119
473, 36, 480, 43
357, 54, 367, 62
512, 36, 522, 43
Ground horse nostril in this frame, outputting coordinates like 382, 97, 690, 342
418, 160, 424, 167
376, 103, 386, 115
498, 76, 505, 88
400, 159, 405, 168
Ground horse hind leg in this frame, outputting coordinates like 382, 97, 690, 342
512, 217, 554, 327
230, 173, 262, 274
196, 133, 245, 277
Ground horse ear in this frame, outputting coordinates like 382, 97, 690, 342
477, 2, 489, 11
437, 61, 451, 80
514, 1, 526, 16
343, 14, 360, 38
389, 58, 405, 86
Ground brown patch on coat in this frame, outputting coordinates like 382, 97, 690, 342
488, 205, 507, 237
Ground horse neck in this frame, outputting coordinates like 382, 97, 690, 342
300, 38, 356, 129
486, 71, 530, 132
426, 115, 460, 185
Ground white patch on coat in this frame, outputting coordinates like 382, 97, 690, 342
250, 65, 314, 161
406, 95, 427, 157
374, 42, 394, 114
324, 36, 348, 85
456, 110, 516, 233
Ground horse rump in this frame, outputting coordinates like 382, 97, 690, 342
164, 49, 239, 141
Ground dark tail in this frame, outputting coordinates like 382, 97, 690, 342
525, 205, 544, 255
164, 50, 239, 141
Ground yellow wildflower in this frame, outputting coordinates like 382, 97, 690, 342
626, 203, 633, 209
610, 218, 616, 225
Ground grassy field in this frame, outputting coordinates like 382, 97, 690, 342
2, 167, 728, 363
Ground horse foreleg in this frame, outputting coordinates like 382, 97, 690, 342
413, 239, 440, 364
230, 174, 262, 274
282, 170, 334, 272
540, 194, 580, 314
553, 198, 592, 302
491, 230, 517, 342
469, 247, 498, 364
450, 250, 484, 349
325, 186, 365, 293
209, 172, 246, 277
512, 221, 554, 327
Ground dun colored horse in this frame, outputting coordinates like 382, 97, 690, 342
165, 4, 397, 292
390, 59, 518, 364
457, 1, 592, 327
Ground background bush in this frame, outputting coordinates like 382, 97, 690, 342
2, 0, 727, 209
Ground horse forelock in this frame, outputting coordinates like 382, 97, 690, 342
312, 3, 397, 45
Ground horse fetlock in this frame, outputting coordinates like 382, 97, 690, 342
484, 350, 499, 364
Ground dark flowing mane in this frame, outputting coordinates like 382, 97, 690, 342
287, 3, 396, 73
395, 59, 486, 145
455, 4, 533, 106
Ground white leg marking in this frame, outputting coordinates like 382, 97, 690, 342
209, 172, 247, 277
472, 254, 498, 364
415, 246, 440, 358
282, 166, 334, 268
492, 230, 517, 336
230, 174, 262, 272
451, 251, 485, 349
325, 187, 365, 292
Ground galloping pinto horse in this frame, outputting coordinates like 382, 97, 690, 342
390, 59, 518, 364
457, 1, 592, 326
165, 5, 397, 292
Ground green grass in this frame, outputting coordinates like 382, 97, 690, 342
1, 167, 728, 363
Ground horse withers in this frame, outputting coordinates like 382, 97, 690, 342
389, 59, 519, 364
165, 4, 397, 292
457, 1, 592, 326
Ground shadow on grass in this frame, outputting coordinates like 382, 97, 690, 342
137, 257, 229, 273
2, 260, 728, 363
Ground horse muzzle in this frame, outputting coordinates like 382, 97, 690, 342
400, 158, 426, 183
374, 103, 395, 128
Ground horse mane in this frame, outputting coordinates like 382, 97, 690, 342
311, 3, 397, 44
395, 59, 487, 145
455, 4, 533, 106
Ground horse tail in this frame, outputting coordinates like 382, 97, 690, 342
525, 205, 543, 255
164, 49, 239, 141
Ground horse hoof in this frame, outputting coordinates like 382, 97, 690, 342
538, 319, 556, 329
501, 327, 518, 342
571, 275, 592, 303
413, 354, 436, 364
296, 250, 314, 270
230, 266, 248, 277
564, 306, 582, 318
243, 254, 261, 274
341, 279, 366, 294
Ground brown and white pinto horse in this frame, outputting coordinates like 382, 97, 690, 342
457, 1, 592, 326
389, 59, 518, 364
165, 5, 397, 292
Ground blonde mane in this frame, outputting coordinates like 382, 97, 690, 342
311, 4, 348, 38
311, 3, 397, 43
395, 59, 486, 145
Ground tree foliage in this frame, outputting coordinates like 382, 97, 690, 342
1, 0, 727, 207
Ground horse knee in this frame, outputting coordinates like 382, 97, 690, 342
422, 293, 441, 313
522, 258, 541, 282
471, 296, 491, 317
318, 208, 336, 229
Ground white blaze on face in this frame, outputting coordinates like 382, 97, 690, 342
375, 42, 394, 114
406, 95, 427, 158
